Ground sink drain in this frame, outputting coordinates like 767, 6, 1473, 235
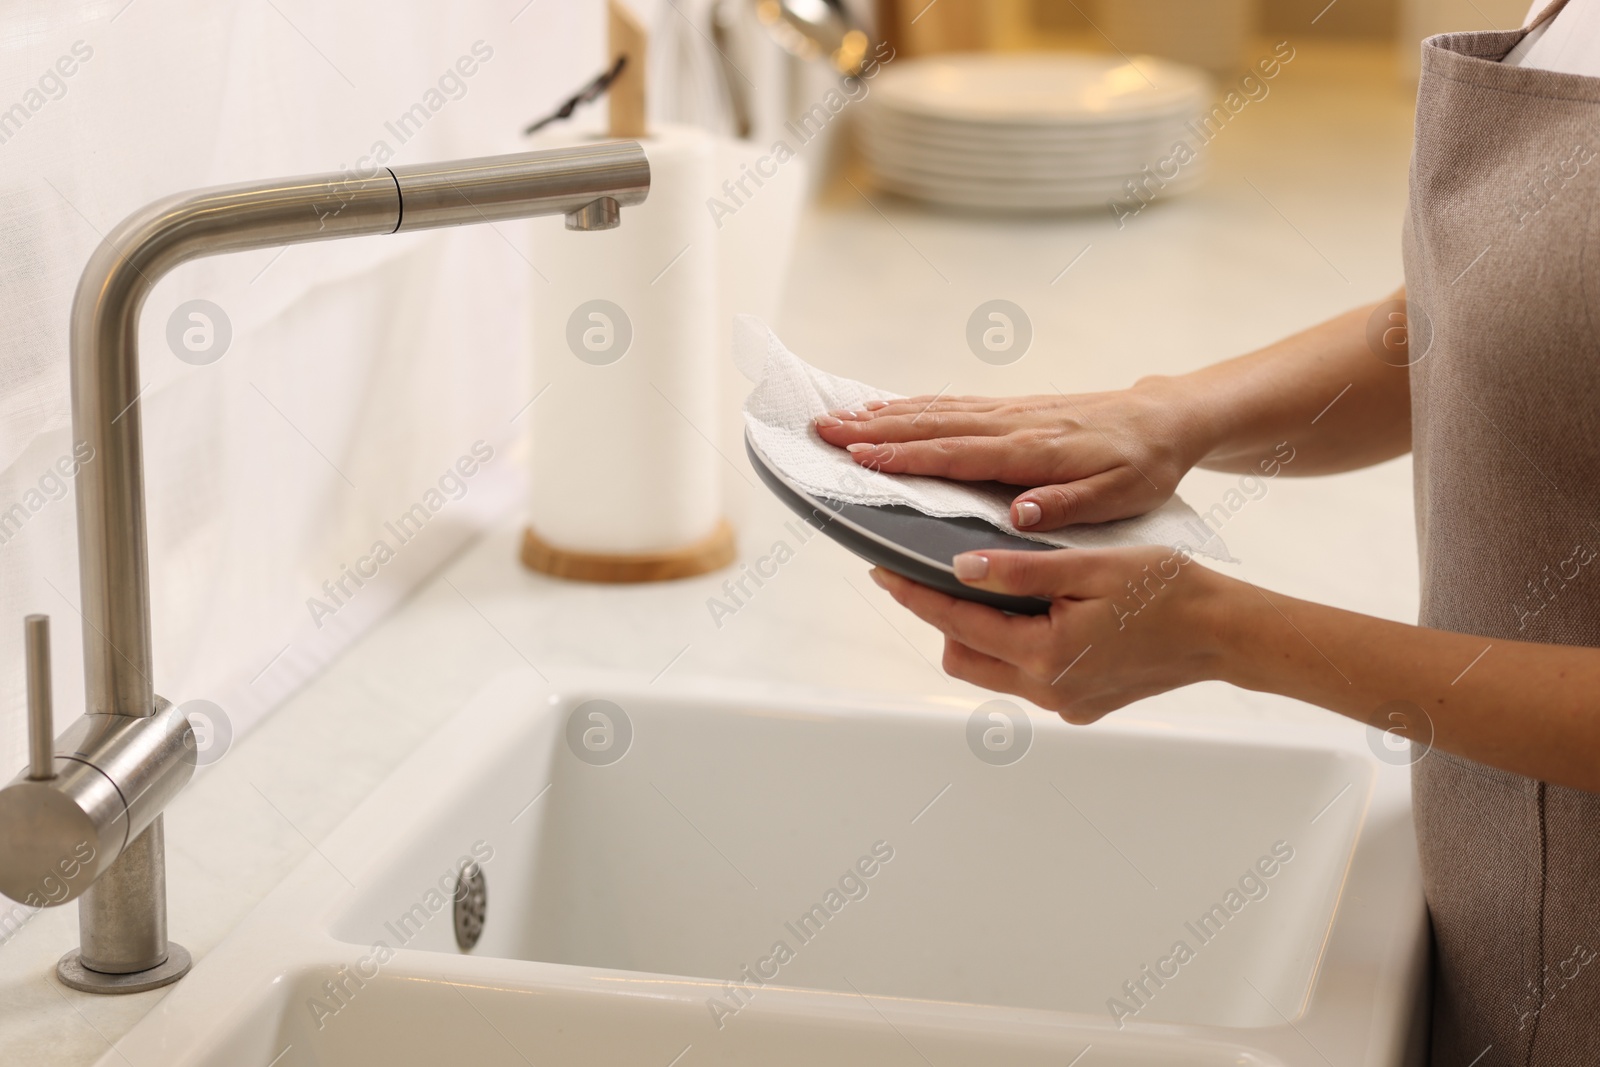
453, 861, 487, 952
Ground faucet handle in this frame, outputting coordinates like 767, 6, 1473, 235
24, 615, 53, 781
0, 614, 193, 909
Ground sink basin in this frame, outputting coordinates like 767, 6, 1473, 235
106, 671, 1426, 1066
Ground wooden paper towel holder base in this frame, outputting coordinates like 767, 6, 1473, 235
520, 519, 737, 583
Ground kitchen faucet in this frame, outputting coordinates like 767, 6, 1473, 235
0, 142, 651, 992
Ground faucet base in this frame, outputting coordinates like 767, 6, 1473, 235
57, 942, 191, 995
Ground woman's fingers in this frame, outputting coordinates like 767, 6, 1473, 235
944, 638, 1097, 722
866, 396, 1002, 417
821, 418, 1143, 529
814, 410, 1005, 445
1010, 468, 1147, 530
810, 391, 1190, 542
942, 637, 1032, 693
870, 567, 1052, 664
816, 398, 997, 423
841, 437, 1025, 480
950, 547, 1128, 600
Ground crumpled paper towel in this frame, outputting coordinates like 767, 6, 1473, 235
736, 316, 1231, 560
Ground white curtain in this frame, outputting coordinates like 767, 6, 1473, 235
0, 0, 612, 768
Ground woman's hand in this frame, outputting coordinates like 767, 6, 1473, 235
869, 546, 1233, 723
871, 539, 1600, 795
813, 380, 1211, 531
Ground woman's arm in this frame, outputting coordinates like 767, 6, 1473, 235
815, 291, 1414, 529
870, 546, 1600, 793
1225, 584, 1600, 790
1181, 290, 1413, 476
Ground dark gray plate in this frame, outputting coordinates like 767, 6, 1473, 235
746, 432, 1054, 616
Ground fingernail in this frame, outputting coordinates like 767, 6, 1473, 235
953, 553, 989, 581
814, 415, 843, 428
869, 568, 888, 589
1014, 501, 1042, 527
846, 443, 877, 454
865, 400, 889, 410
829, 409, 859, 420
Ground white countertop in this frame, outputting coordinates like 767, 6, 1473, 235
0, 41, 1421, 1066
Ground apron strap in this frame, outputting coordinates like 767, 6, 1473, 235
1525, 0, 1571, 31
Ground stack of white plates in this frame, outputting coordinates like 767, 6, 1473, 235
859, 53, 1213, 213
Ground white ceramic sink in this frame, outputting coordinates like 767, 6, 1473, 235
106, 670, 1426, 1066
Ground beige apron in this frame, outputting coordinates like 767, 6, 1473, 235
1404, 0, 1600, 1061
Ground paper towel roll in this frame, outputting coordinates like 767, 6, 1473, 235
526, 124, 723, 558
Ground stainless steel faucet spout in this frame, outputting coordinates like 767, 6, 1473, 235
73, 140, 648, 721
1, 140, 650, 993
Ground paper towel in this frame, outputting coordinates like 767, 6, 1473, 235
527, 124, 722, 555
737, 316, 1232, 560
